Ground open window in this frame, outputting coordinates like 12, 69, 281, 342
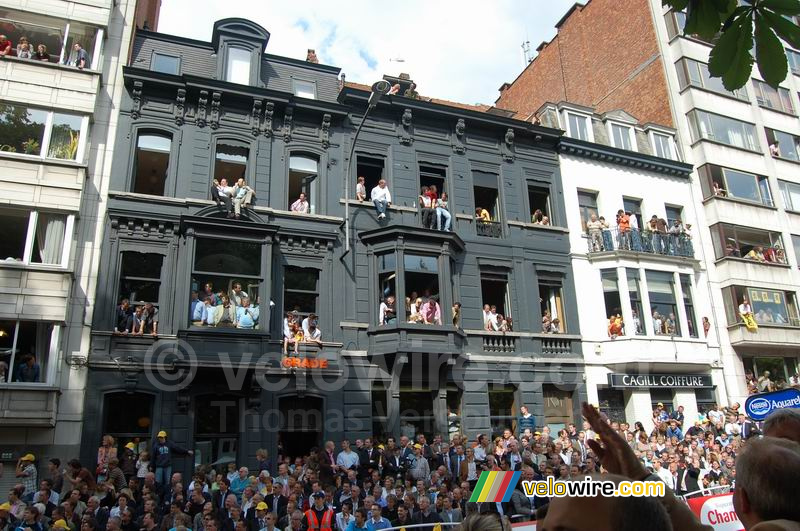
710, 223, 787, 264
766, 128, 800, 161
577, 190, 599, 233
601, 269, 622, 323
283, 266, 319, 320
623, 197, 643, 231
480, 269, 510, 319
680, 274, 698, 338
0, 209, 70, 266
214, 140, 249, 183
371, 381, 390, 439
133, 132, 171, 196
699, 164, 772, 206
0, 320, 54, 384
419, 163, 446, 198
539, 277, 566, 333
723, 286, 799, 327
528, 183, 552, 225
473, 170, 502, 238
646, 271, 680, 336
118, 252, 163, 307
404, 254, 439, 319
288, 154, 319, 213
356, 155, 385, 198
626, 269, 645, 335
488, 385, 516, 438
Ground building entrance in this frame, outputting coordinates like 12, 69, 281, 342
278, 395, 322, 458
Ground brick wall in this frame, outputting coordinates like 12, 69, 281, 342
496, 0, 673, 127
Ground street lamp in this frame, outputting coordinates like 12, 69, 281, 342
343, 80, 391, 256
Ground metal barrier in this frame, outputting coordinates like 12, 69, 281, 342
379, 515, 533, 531
677, 484, 731, 502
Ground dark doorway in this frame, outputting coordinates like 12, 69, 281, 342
279, 396, 323, 458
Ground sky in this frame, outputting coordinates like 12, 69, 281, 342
157, 0, 577, 106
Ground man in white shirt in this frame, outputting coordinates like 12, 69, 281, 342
336, 440, 360, 472
654, 460, 672, 488
370, 180, 392, 219
212, 178, 234, 217
290, 193, 309, 214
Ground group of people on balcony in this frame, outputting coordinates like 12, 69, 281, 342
189, 282, 261, 329
114, 299, 160, 335
418, 185, 452, 232
725, 243, 786, 264
377, 292, 463, 326
541, 309, 561, 334
282, 311, 323, 354
531, 209, 551, 226
0, 35, 90, 68
652, 310, 679, 336
482, 304, 513, 332
211, 178, 255, 219
586, 211, 692, 256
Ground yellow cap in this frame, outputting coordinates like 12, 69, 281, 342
377, 445, 384, 450
125, 442, 135, 450
657, 402, 664, 407
52, 520, 69, 529
0, 502, 11, 511
21, 453, 35, 462
534, 432, 541, 436
157, 431, 167, 438
413, 443, 422, 449
256, 502, 268, 511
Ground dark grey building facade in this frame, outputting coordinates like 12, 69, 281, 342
80, 18, 585, 472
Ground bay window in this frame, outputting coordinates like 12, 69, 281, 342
0, 209, 72, 267
687, 109, 758, 151
723, 286, 799, 327
753, 80, 794, 114
710, 223, 787, 264
0, 103, 88, 161
699, 164, 772, 206
676, 58, 749, 100
0, 14, 102, 67
0, 320, 56, 384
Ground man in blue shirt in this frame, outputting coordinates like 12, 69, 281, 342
518, 405, 535, 435
230, 467, 250, 503
189, 291, 201, 322
366, 504, 390, 531
235, 297, 259, 329
666, 420, 683, 441
15, 355, 40, 382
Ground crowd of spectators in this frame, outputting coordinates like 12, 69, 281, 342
2, 402, 799, 531
0, 35, 89, 68
586, 211, 693, 256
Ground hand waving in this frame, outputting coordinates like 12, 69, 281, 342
582, 402, 648, 480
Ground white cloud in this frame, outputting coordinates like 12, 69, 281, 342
158, 0, 576, 105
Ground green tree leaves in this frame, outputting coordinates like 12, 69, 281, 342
664, 0, 800, 89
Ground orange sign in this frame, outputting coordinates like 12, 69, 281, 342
281, 357, 329, 369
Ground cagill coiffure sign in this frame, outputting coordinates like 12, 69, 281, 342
608, 373, 714, 389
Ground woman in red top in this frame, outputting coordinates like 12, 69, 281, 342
0, 35, 13, 56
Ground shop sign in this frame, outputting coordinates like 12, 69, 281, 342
744, 387, 800, 421
608, 373, 713, 389
281, 357, 329, 369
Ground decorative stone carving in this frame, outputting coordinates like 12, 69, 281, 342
263, 101, 274, 137
251, 99, 262, 136
320, 113, 331, 148
209, 91, 221, 129
174, 88, 186, 126
399, 108, 413, 145
452, 118, 466, 154
197, 90, 208, 128
131, 81, 143, 119
283, 105, 293, 142
502, 128, 515, 162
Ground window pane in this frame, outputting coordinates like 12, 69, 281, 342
284, 267, 318, 291
652, 133, 673, 159
120, 252, 163, 304
646, 271, 679, 335
9, 321, 52, 383
781, 181, 800, 210
289, 156, 318, 173
103, 393, 154, 435
611, 124, 632, 150
0, 320, 17, 383
194, 238, 260, 276
0, 17, 63, 63
627, 269, 645, 335
404, 254, 438, 272
0, 103, 47, 155
215, 140, 249, 182
0, 210, 30, 262
680, 274, 698, 338
293, 81, 316, 99
63, 23, 99, 68
30, 212, 67, 265
225, 47, 250, 84
134, 133, 171, 196
770, 129, 800, 161
749, 288, 793, 325
568, 113, 588, 140
48, 113, 82, 160
152, 53, 180, 75
724, 168, 760, 202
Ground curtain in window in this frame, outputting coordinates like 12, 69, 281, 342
35, 213, 66, 264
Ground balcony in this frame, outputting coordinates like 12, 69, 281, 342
476, 220, 503, 238
728, 323, 800, 350
0, 385, 59, 427
465, 330, 580, 359
0, 58, 101, 114
586, 228, 694, 259
0, 268, 71, 320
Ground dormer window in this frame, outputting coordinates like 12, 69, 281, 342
293, 79, 317, 99
650, 132, 675, 160
564, 111, 592, 141
608, 122, 636, 151
225, 47, 251, 85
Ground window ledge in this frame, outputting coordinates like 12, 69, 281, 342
1, 55, 101, 75
0, 151, 87, 168
507, 220, 568, 233
678, 84, 750, 104
770, 155, 800, 166
669, 34, 714, 48
701, 195, 777, 211
727, 323, 800, 331
339, 198, 418, 213
714, 256, 792, 269
689, 138, 762, 155
340, 321, 369, 329
0, 384, 60, 391
367, 323, 467, 337
784, 208, 800, 215
758, 104, 797, 118
0, 261, 72, 274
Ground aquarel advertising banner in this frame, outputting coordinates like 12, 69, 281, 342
744, 388, 800, 421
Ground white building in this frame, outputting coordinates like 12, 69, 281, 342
536, 102, 728, 430
653, 3, 800, 403
0, 0, 140, 475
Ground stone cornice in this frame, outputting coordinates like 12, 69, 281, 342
558, 137, 693, 178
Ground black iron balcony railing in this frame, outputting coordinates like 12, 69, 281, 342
476, 220, 502, 238
586, 227, 694, 258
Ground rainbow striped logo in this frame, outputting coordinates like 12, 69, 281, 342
468, 471, 522, 503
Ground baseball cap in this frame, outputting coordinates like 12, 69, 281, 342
657, 402, 664, 407
21, 453, 35, 462
413, 443, 422, 449
0, 502, 11, 512
125, 442, 136, 450
52, 520, 69, 530
534, 431, 541, 436
157, 430, 167, 437
313, 492, 325, 499
256, 502, 268, 511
